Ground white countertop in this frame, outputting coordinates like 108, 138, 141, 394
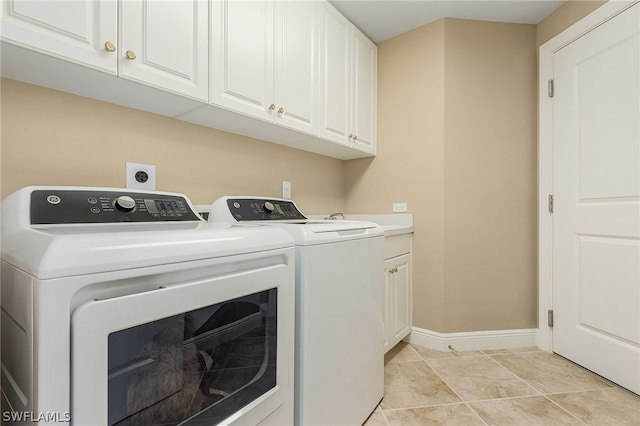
308, 213, 413, 236
379, 224, 414, 237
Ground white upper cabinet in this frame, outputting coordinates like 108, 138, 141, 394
351, 28, 377, 153
211, 0, 274, 120
211, 0, 317, 135
1, 0, 208, 101
317, 2, 351, 144
273, 1, 317, 134
1, 0, 375, 159
318, 2, 377, 155
0, 0, 118, 73
120, 0, 209, 101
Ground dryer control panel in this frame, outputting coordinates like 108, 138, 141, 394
224, 198, 307, 222
30, 189, 202, 224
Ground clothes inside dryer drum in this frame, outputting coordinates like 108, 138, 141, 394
107, 290, 277, 426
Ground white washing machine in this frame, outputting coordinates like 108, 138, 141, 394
210, 197, 384, 426
0, 186, 295, 426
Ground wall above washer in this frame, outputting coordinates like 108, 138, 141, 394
0, 78, 346, 213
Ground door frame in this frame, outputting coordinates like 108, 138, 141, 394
537, 0, 639, 352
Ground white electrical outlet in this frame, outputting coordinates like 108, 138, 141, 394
393, 202, 408, 212
126, 162, 156, 190
282, 181, 291, 199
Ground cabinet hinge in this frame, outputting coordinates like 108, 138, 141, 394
548, 79, 554, 98
548, 194, 554, 213
548, 309, 554, 327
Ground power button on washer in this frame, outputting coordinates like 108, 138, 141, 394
47, 195, 61, 205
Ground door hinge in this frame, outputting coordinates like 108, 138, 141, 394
548, 309, 554, 327
548, 194, 554, 213
548, 79, 554, 98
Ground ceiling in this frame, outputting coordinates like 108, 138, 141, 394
328, 0, 566, 44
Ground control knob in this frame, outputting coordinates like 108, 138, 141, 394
263, 201, 275, 213
114, 195, 136, 212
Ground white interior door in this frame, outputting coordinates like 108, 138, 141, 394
552, 2, 639, 394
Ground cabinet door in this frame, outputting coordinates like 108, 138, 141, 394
391, 254, 412, 343
351, 28, 377, 154
318, 1, 351, 145
384, 253, 412, 353
120, 0, 208, 101
0, 0, 117, 73
211, 0, 273, 120
383, 258, 395, 353
273, 0, 317, 134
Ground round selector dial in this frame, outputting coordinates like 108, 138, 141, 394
263, 201, 276, 213
114, 195, 136, 212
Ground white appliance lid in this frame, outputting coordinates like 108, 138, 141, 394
209, 196, 383, 244
260, 221, 382, 244
1, 187, 294, 279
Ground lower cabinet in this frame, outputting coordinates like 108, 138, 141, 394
383, 234, 413, 353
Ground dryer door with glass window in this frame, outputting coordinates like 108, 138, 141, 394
71, 263, 290, 426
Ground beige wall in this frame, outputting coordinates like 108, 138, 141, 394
346, 21, 447, 330
537, 0, 608, 46
443, 19, 538, 331
346, 19, 537, 333
0, 78, 346, 212
345, 1, 609, 334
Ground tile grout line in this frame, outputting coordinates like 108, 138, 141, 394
544, 386, 626, 397
383, 343, 423, 365
485, 353, 549, 395
399, 350, 607, 416
378, 401, 493, 426
550, 353, 639, 396
412, 346, 572, 425
421, 354, 490, 426
542, 394, 587, 425
378, 408, 391, 426
419, 355, 470, 403
478, 348, 540, 356
379, 344, 640, 425
490, 352, 619, 395
483, 353, 616, 425
442, 392, 584, 406
381, 400, 483, 412
423, 350, 546, 403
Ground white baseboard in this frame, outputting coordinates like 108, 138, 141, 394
405, 326, 539, 352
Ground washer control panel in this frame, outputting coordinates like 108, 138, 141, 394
30, 189, 202, 224
225, 198, 307, 221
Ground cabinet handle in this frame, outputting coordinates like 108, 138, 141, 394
269, 104, 276, 111
390, 267, 398, 273
125, 50, 137, 60
353, 135, 358, 141
104, 41, 116, 52
278, 107, 285, 114
348, 133, 354, 139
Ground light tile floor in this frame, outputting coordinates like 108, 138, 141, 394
364, 343, 640, 425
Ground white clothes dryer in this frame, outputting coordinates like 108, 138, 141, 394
0, 187, 295, 426
210, 197, 384, 426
